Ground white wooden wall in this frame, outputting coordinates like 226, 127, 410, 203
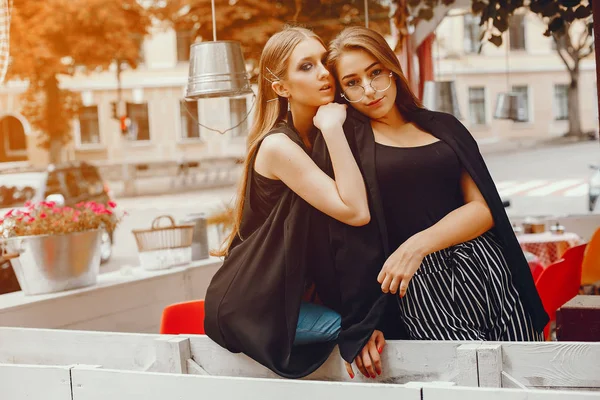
4, 364, 599, 400
1, 327, 600, 394
0, 327, 179, 372
0, 259, 221, 333
0, 364, 72, 400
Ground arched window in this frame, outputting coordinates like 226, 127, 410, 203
0, 115, 27, 155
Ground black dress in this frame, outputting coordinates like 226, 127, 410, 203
374, 140, 543, 341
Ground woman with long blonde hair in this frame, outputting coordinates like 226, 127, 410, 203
308, 26, 549, 380
204, 26, 372, 378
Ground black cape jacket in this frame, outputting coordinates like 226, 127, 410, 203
204, 119, 337, 379
309, 107, 549, 364
204, 108, 549, 379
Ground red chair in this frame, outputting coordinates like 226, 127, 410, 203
535, 244, 586, 340
160, 300, 205, 335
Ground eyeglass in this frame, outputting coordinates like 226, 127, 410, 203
340, 71, 394, 103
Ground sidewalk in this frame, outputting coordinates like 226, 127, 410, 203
108, 136, 597, 199
478, 135, 596, 156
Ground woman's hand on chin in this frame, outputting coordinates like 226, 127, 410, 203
313, 103, 347, 132
344, 329, 386, 379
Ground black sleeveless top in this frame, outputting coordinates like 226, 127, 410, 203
375, 140, 465, 250
250, 170, 286, 222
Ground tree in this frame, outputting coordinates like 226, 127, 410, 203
396, 0, 593, 137
8, 0, 152, 163
151, 0, 392, 79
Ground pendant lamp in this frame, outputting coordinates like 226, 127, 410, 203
422, 28, 462, 119
185, 0, 252, 100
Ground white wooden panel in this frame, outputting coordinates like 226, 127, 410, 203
0, 327, 171, 371
152, 337, 191, 374
500, 342, 600, 389
185, 260, 221, 299
187, 336, 468, 383
70, 367, 422, 400
457, 343, 481, 387
0, 364, 72, 400
478, 344, 502, 388
0, 259, 221, 333
0, 271, 185, 330
62, 301, 167, 333
424, 387, 600, 399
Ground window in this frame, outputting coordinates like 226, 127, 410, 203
511, 85, 530, 122
176, 30, 193, 62
509, 14, 526, 51
0, 116, 26, 153
229, 97, 248, 138
180, 100, 200, 140
468, 87, 486, 125
126, 103, 151, 141
77, 106, 101, 145
554, 84, 569, 121
463, 14, 481, 54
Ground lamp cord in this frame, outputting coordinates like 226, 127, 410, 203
211, 0, 217, 41
506, 29, 510, 91
182, 93, 257, 135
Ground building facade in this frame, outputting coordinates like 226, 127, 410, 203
0, 11, 597, 166
435, 10, 597, 143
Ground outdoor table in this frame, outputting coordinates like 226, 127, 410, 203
523, 251, 544, 281
0, 258, 221, 333
517, 232, 582, 266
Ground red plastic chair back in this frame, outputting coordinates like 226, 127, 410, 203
160, 300, 205, 335
535, 245, 586, 339
581, 228, 600, 285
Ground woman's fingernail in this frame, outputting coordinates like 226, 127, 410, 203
378, 347, 382, 354
349, 372, 354, 379
371, 374, 376, 379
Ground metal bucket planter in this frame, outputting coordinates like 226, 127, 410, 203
0, 229, 102, 295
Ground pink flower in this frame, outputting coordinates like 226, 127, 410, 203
4, 209, 13, 217
40, 213, 47, 219
72, 216, 79, 222
27, 217, 35, 223
108, 201, 117, 208
24, 201, 32, 207
76, 202, 85, 207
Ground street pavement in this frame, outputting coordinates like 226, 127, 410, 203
101, 139, 600, 273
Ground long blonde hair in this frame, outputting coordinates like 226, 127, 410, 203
327, 26, 423, 116
213, 26, 325, 257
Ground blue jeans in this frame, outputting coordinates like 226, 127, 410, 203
293, 302, 341, 346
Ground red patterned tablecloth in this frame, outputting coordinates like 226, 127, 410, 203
518, 232, 582, 266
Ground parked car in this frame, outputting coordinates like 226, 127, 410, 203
588, 164, 600, 212
0, 162, 115, 294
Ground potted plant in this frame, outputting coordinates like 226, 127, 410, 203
0, 200, 122, 295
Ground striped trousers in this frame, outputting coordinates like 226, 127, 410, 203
398, 231, 543, 342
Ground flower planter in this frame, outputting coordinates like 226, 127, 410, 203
0, 229, 102, 295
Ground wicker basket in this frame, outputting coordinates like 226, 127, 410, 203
132, 215, 194, 270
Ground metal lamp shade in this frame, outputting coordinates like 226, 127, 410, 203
422, 81, 462, 119
494, 92, 527, 122
185, 41, 253, 99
